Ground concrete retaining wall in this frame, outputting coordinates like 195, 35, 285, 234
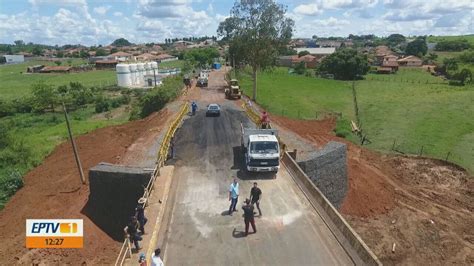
282, 152, 381, 266
297, 141, 347, 208
85, 163, 153, 240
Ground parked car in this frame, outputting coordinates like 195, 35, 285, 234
206, 104, 221, 116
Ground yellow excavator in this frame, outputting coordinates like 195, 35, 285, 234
225, 79, 242, 100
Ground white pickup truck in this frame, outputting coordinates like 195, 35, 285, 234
241, 124, 280, 172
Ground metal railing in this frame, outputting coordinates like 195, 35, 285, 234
114, 99, 189, 266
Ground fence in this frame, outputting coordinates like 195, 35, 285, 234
114, 94, 189, 266
366, 76, 448, 85
389, 138, 467, 170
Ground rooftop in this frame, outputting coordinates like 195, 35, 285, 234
295, 47, 336, 55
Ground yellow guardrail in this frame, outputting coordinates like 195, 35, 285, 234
157, 102, 189, 167
114, 101, 189, 266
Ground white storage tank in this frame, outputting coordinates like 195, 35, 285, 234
145, 62, 152, 75
129, 64, 138, 86
137, 63, 145, 86
116, 64, 132, 87
151, 61, 158, 72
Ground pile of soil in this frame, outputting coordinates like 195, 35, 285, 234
271, 114, 474, 265
271, 115, 396, 217
0, 109, 168, 265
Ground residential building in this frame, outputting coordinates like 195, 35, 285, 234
294, 47, 336, 59
156, 53, 178, 63
40, 66, 72, 73
397, 55, 423, 67
108, 51, 134, 62
2, 54, 25, 64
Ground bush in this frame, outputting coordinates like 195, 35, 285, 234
0, 170, 24, 207
334, 118, 352, 138
95, 97, 110, 113
0, 99, 14, 118
134, 76, 183, 118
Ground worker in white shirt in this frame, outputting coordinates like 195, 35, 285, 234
151, 248, 164, 266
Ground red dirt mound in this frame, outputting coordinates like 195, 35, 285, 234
271, 115, 396, 218
0, 109, 168, 265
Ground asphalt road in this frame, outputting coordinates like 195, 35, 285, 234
159, 70, 353, 265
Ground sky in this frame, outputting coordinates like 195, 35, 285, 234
0, 0, 472, 46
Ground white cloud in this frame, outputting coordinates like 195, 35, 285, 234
313, 16, 350, 27
113, 11, 123, 17
93, 6, 111, 15
323, 0, 378, 9
294, 4, 322, 16
29, 0, 86, 6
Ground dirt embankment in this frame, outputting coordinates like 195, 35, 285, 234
272, 115, 474, 265
0, 109, 168, 265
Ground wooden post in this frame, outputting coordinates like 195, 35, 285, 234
392, 139, 396, 151
445, 152, 451, 162
63, 103, 86, 184
419, 145, 424, 156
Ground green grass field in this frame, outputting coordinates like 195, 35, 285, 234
159, 59, 184, 69
0, 106, 128, 208
238, 67, 474, 173
428, 34, 474, 46
0, 60, 116, 100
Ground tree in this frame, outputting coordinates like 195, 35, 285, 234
184, 47, 219, 68
111, 38, 132, 47
79, 50, 88, 58
54, 60, 62, 66
294, 61, 306, 75
444, 58, 459, 72
435, 39, 471, 51
31, 82, 58, 112
56, 51, 64, 58
386, 34, 405, 47
95, 49, 108, 56
405, 37, 427, 56
14, 40, 24, 46
32, 46, 42, 56
0, 56, 5, 64
454, 69, 472, 85
110, 48, 118, 54
298, 51, 310, 57
318, 48, 369, 80
217, 0, 294, 101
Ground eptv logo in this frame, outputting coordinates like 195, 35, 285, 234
26, 219, 83, 248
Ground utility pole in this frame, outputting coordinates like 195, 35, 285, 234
63, 103, 86, 184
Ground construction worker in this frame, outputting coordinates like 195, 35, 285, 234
228, 178, 239, 215
151, 248, 164, 266
136, 198, 148, 234
250, 182, 262, 216
191, 101, 197, 116
242, 198, 257, 236
261, 111, 269, 129
124, 216, 142, 250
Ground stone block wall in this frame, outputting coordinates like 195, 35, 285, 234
297, 141, 347, 208
84, 163, 153, 240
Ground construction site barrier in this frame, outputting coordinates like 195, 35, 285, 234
114, 101, 189, 266
281, 152, 381, 266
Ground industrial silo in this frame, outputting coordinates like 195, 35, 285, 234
116, 64, 132, 87
137, 63, 145, 86
145, 62, 152, 75
129, 64, 138, 86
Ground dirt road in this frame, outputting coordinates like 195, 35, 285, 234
157, 70, 355, 265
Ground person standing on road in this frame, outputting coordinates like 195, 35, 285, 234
250, 182, 262, 216
136, 198, 148, 234
228, 178, 239, 215
242, 198, 257, 236
124, 216, 142, 250
151, 248, 164, 266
